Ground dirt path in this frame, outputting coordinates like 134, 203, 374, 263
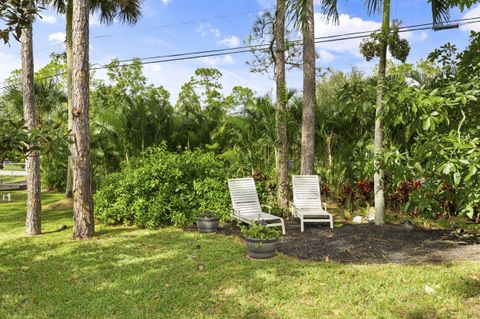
217, 221, 480, 264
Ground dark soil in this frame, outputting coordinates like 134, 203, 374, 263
215, 220, 480, 264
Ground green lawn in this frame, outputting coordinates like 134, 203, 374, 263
1, 192, 479, 318
0, 175, 26, 184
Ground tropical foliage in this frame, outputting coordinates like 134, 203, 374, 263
1, 29, 480, 224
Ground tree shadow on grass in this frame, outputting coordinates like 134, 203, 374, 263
1, 227, 479, 318
0, 229, 293, 318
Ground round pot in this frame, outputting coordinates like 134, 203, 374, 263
245, 237, 278, 259
196, 217, 219, 233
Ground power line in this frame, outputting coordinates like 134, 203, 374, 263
93, 7, 271, 39
0, 7, 272, 64
1, 16, 479, 90
98, 16, 480, 66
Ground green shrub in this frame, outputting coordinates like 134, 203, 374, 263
240, 222, 281, 240
94, 145, 235, 228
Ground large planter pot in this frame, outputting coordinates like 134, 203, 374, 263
196, 217, 219, 233
245, 237, 278, 259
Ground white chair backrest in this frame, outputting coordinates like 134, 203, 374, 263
292, 175, 322, 209
228, 177, 262, 215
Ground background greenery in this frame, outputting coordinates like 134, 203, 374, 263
1, 32, 480, 225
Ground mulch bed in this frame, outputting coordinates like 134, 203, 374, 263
214, 220, 480, 264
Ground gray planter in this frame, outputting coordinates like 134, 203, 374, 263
245, 237, 278, 259
196, 217, 219, 233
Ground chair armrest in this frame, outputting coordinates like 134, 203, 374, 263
231, 208, 241, 216
322, 203, 328, 212
261, 205, 272, 213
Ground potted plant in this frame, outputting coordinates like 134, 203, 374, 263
241, 220, 281, 259
196, 210, 220, 233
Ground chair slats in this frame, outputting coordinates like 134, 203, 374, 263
292, 175, 333, 231
228, 177, 286, 235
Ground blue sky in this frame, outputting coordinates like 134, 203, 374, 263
1, 0, 479, 102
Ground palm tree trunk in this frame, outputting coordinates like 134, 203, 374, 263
65, 0, 74, 198
374, 0, 390, 225
300, 0, 316, 175
21, 17, 42, 236
274, 0, 289, 213
72, 0, 94, 239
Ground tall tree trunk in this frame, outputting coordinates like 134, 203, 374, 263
72, 0, 94, 239
21, 16, 42, 236
374, 0, 390, 225
300, 0, 316, 175
274, 0, 289, 213
65, 0, 74, 198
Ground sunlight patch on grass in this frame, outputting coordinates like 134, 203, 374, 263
0, 192, 479, 318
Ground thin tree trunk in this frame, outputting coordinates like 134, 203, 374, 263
65, 0, 74, 198
300, 0, 316, 175
21, 16, 42, 236
326, 132, 333, 168
374, 0, 390, 226
72, 0, 94, 239
274, 0, 289, 213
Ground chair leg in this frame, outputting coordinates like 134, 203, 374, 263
330, 216, 333, 229
281, 219, 286, 235
300, 217, 304, 232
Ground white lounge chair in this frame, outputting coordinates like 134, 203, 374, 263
228, 177, 286, 235
292, 175, 333, 232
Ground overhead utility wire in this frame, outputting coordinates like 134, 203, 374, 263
1, 7, 273, 64
106, 17, 480, 66
93, 7, 272, 39
1, 17, 479, 89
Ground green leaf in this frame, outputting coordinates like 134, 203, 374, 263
442, 163, 452, 174
453, 172, 461, 185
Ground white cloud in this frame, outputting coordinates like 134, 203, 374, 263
196, 23, 221, 38
40, 14, 57, 24
317, 49, 336, 63
199, 55, 235, 66
0, 50, 20, 82
218, 35, 240, 48
162, 0, 172, 4
400, 30, 428, 43
315, 13, 381, 56
48, 32, 66, 43
416, 31, 428, 42
460, 5, 480, 32
90, 14, 101, 27
148, 64, 163, 73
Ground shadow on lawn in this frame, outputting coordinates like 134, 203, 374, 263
0, 228, 289, 318
1, 197, 479, 318
1, 226, 479, 318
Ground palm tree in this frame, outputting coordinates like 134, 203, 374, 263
288, 0, 338, 175
42, 0, 143, 198
20, 7, 41, 235
274, 0, 289, 212
364, 0, 450, 225
71, 0, 93, 239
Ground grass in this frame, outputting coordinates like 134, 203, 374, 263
1, 164, 25, 171
0, 175, 26, 184
1, 192, 479, 318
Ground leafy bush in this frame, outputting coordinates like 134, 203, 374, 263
240, 222, 281, 240
94, 145, 235, 228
